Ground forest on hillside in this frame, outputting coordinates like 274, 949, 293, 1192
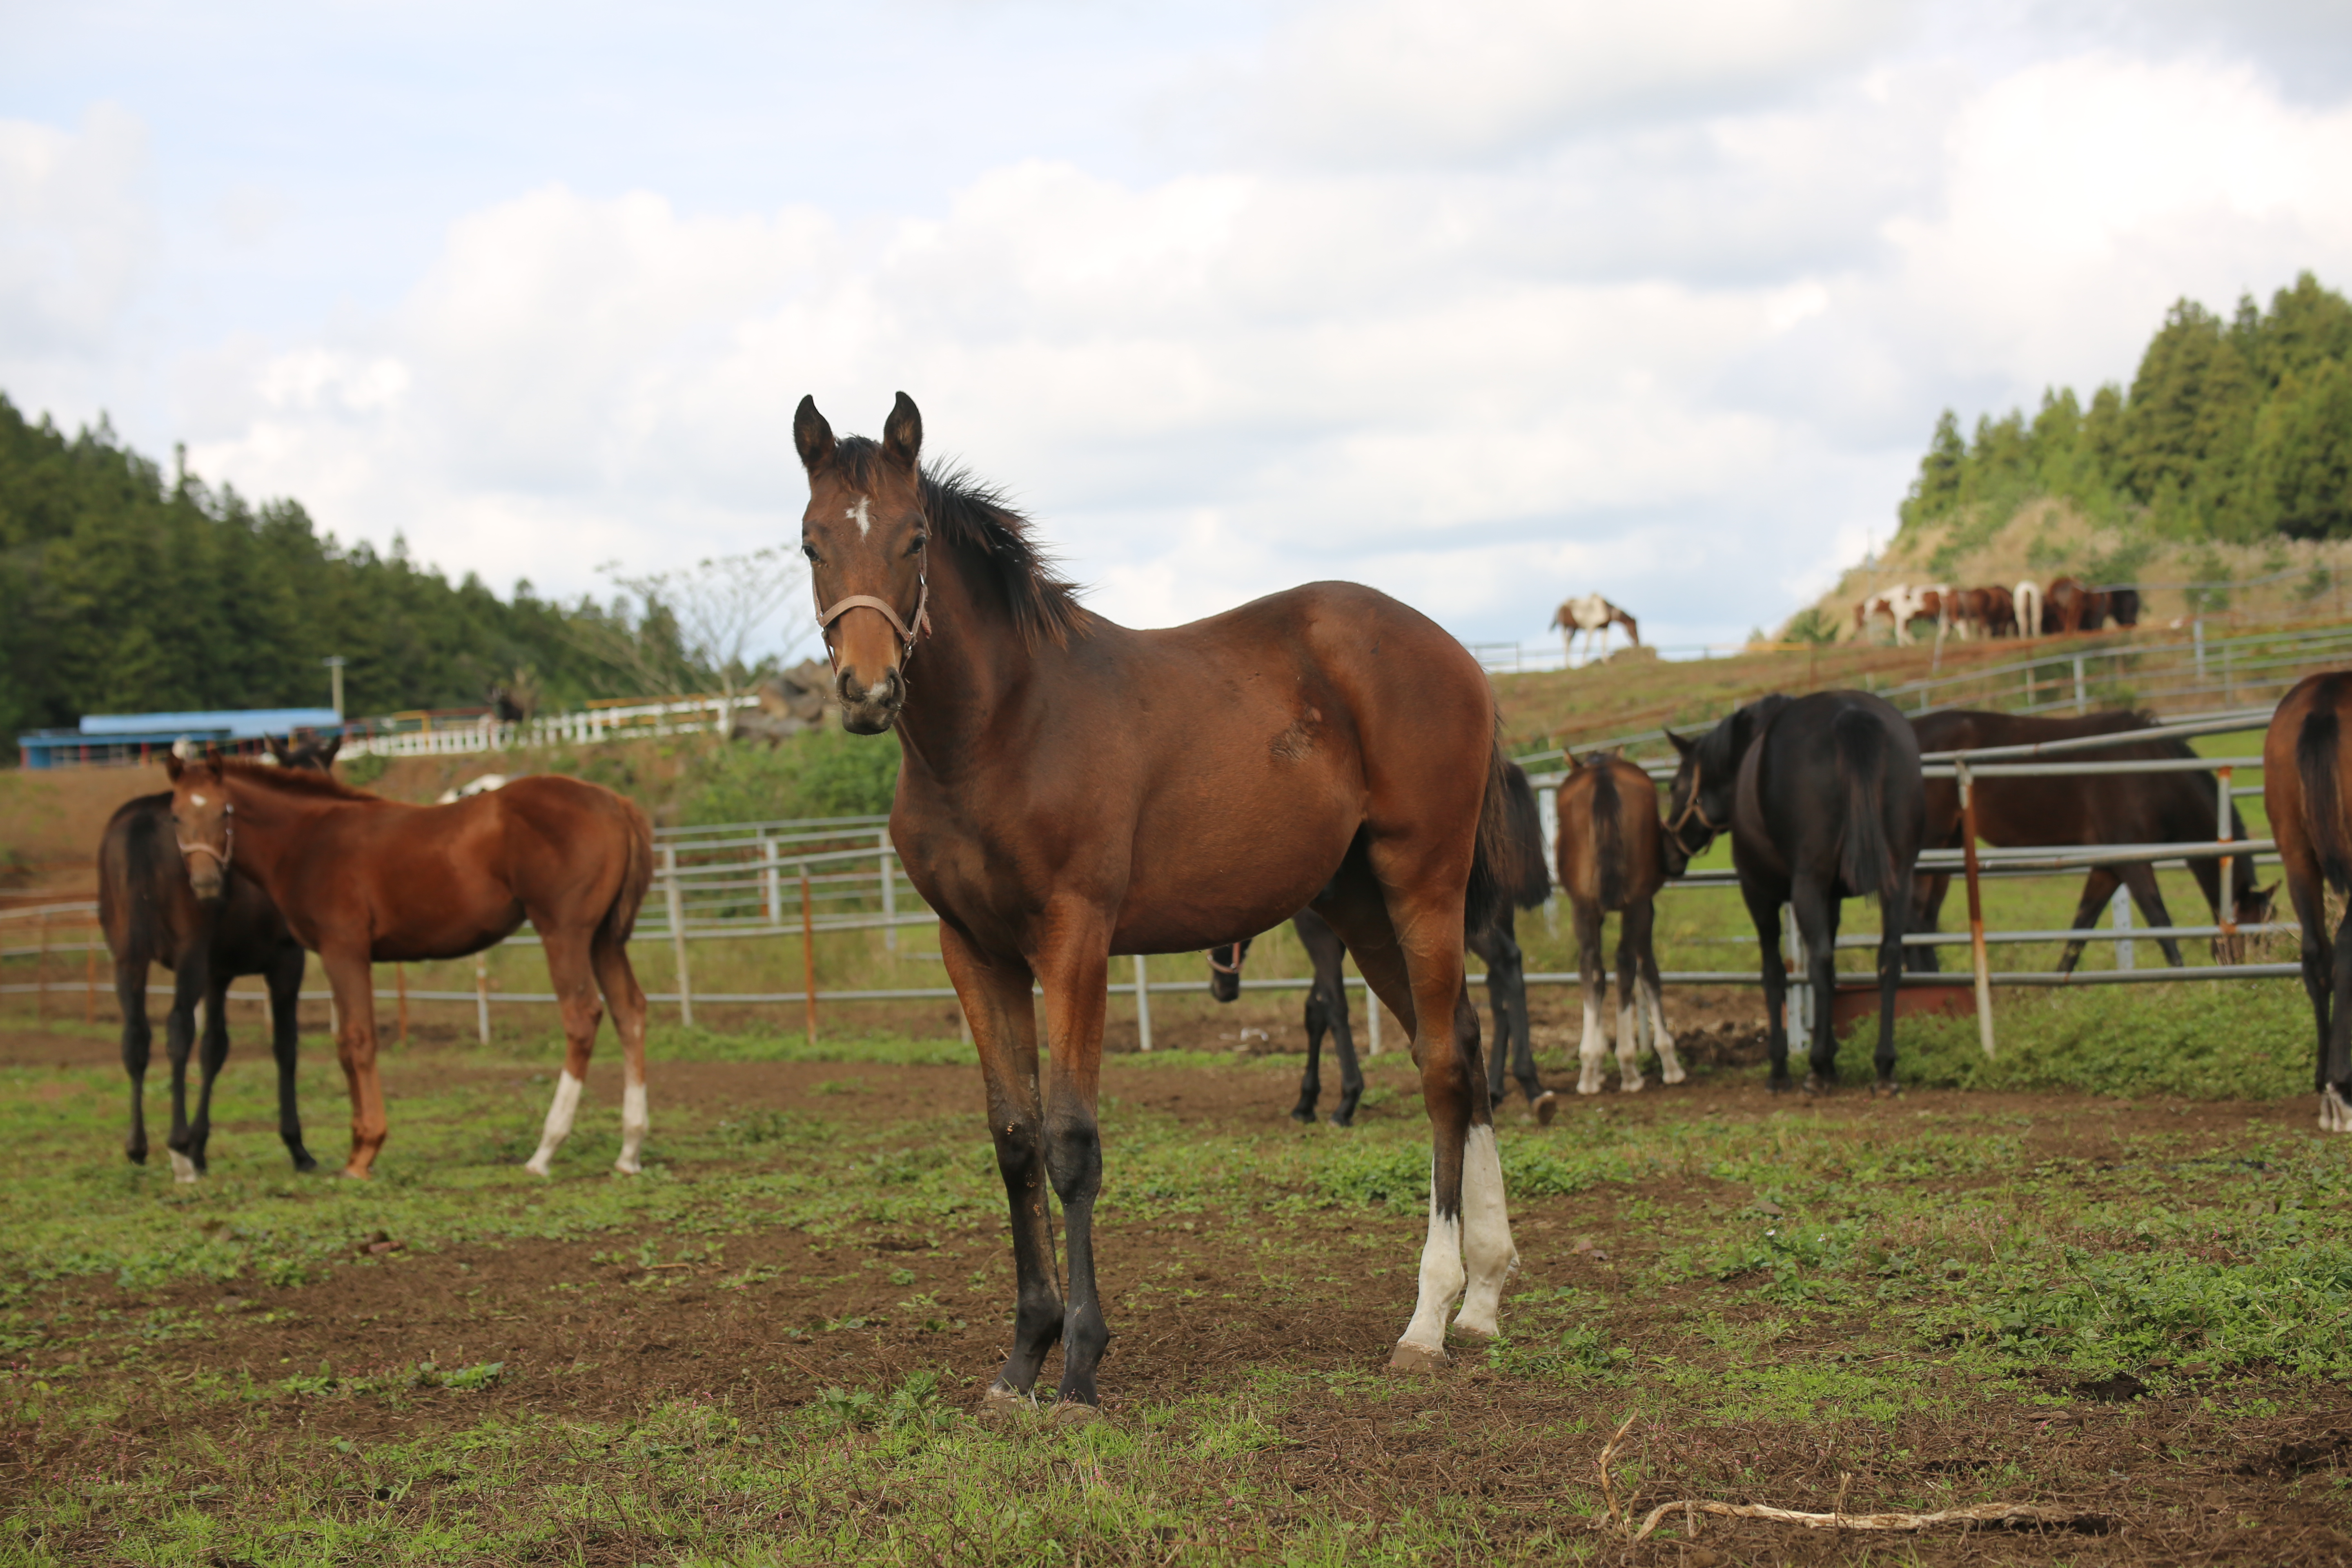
1901, 271, 2352, 555
0, 396, 754, 737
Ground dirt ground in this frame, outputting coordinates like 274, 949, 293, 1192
8, 1018, 2352, 1563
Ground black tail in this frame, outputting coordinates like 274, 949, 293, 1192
1833, 708, 1898, 899
1590, 764, 1627, 910
1499, 760, 1551, 908
2299, 684, 2352, 893
1465, 739, 1516, 938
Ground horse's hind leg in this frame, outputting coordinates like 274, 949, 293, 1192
941, 926, 1062, 1403
265, 942, 316, 1172
116, 951, 153, 1166
1793, 883, 1840, 1092
2327, 911, 2352, 1131
2056, 869, 2122, 975
528, 933, 607, 1177
2119, 864, 2185, 968
1478, 912, 1550, 1118
1293, 979, 1327, 1123
1630, 900, 1684, 1084
1742, 878, 1793, 1091
592, 926, 652, 1175
1572, 900, 1608, 1094
1612, 906, 1645, 1092
1301, 915, 1366, 1127
185, 969, 234, 1175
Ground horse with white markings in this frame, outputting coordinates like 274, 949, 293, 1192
1556, 750, 1684, 1094
1550, 594, 1639, 662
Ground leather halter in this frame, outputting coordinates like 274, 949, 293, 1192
815, 569, 931, 669
1666, 761, 1720, 849
1208, 942, 1248, 975
178, 800, 234, 873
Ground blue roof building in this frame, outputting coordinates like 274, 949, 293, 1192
16, 708, 344, 770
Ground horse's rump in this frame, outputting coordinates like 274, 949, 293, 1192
2296, 675, 2352, 894
1831, 708, 1899, 899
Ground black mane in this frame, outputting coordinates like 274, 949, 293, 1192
830, 435, 1088, 648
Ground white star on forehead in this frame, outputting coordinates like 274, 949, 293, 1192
848, 496, 871, 538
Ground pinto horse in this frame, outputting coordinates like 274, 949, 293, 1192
1556, 751, 1684, 1094
99, 732, 341, 1180
162, 754, 654, 1179
795, 393, 1518, 1406
1551, 594, 1639, 662
2265, 673, 2352, 1130
1206, 760, 1556, 1127
1664, 692, 1924, 1092
1907, 709, 2273, 975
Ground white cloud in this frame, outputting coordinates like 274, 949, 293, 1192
0, 104, 154, 405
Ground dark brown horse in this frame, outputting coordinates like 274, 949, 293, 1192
2265, 673, 2352, 1130
1555, 751, 1684, 1094
1664, 692, 1924, 1093
162, 753, 654, 1179
795, 392, 1518, 1408
1907, 709, 2273, 973
99, 733, 341, 1180
1206, 760, 1556, 1127
2042, 575, 2107, 634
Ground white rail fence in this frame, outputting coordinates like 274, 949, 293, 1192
2, 709, 2307, 1059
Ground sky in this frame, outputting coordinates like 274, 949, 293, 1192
4, 0, 2351, 659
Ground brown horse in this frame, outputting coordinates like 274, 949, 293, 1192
2042, 575, 2107, 634
1908, 709, 2273, 973
99, 732, 341, 1180
2265, 673, 2352, 1129
1555, 751, 1684, 1093
162, 753, 654, 1178
795, 392, 1518, 1408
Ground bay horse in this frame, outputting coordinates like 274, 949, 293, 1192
99, 732, 341, 1180
2042, 575, 2107, 634
1206, 760, 1556, 1127
162, 752, 654, 1179
2264, 673, 2352, 1130
1556, 751, 1684, 1094
795, 392, 1518, 1408
1663, 692, 1924, 1092
1551, 593, 1639, 662
1907, 709, 2273, 974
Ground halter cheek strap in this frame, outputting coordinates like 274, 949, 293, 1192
1667, 761, 1721, 849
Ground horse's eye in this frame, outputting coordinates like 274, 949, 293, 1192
908, 534, 928, 557
801, 542, 819, 564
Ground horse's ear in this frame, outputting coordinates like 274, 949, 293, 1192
793, 395, 835, 472
1665, 729, 1694, 757
265, 734, 291, 765
201, 742, 223, 765
320, 733, 343, 764
882, 392, 922, 472
163, 752, 185, 782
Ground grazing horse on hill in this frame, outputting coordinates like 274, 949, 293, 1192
163, 753, 654, 1180
99, 731, 341, 1180
2042, 575, 2109, 634
1556, 751, 1684, 1094
794, 392, 1519, 1407
1551, 594, 1639, 662
2265, 673, 2352, 1130
2013, 581, 2042, 639
1206, 760, 1556, 1127
1664, 692, 1924, 1092
1907, 709, 2273, 975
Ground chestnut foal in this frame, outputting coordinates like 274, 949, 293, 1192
163, 753, 654, 1178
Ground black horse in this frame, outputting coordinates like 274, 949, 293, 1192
1209, 760, 1555, 1126
98, 732, 339, 1178
1663, 692, 1924, 1093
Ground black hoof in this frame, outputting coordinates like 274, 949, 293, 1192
126, 1147, 147, 1166
1290, 1107, 1315, 1125
1802, 1072, 1831, 1096
292, 1152, 320, 1173
1328, 1111, 1356, 1128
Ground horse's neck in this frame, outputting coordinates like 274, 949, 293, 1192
893, 558, 1042, 784
227, 777, 345, 889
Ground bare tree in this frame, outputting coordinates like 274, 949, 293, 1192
571, 548, 815, 741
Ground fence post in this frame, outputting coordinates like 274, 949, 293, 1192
1959, 760, 1996, 1058
2072, 656, 2086, 715
2193, 617, 2205, 679
1366, 975, 1382, 1056
2111, 886, 2134, 970
36, 909, 48, 1022
1783, 904, 1809, 1058
397, 964, 410, 1047
663, 844, 693, 1027
764, 835, 781, 927
879, 831, 897, 953
85, 918, 97, 1025
800, 862, 818, 1045
474, 955, 491, 1046
1134, 953, 1152, 1051
2217, 764, 2236, 960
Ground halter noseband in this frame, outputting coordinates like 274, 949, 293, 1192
178, 800, 234, 875
815, 568, 932, 670
1208, 942, 1247, 975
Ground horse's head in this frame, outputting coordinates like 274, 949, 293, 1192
1207, 937, 1254, 1002
162, 749, 234, 902
795, 392, 931, 735
1660, 722, 1738, 877
267, 730, 342, 770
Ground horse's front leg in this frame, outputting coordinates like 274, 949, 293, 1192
265, 941, 317, 1172
940, 925, 1063, 1402
116, 948, 153, 1167
1036, 923, 1114, 1411
185, 969, 235, 1175
2055, 868, 2121, 976
1292, 979, 1326, 1123
323, 947, 386, 1177
163, 943, 209, 1183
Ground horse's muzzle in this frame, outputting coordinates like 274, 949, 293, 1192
187, 862, 227, 902
836, 667, 903, 735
